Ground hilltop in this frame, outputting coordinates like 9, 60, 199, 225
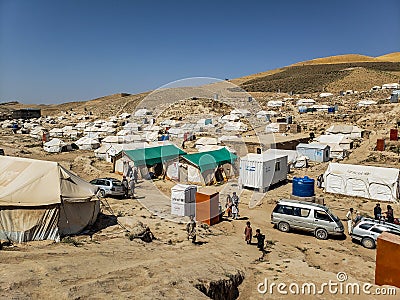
1, 52, 399, 116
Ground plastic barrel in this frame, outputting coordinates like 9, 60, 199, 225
292, 176, 315, 197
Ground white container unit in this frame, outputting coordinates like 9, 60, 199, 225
171, 184, 197, 217
239, 153, 288, 192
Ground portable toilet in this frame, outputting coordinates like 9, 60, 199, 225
171, 184, 197, 217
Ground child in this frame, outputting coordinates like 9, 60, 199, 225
244, 221, 253, 244
231, 204, 238, 219
254, 229, 265, 251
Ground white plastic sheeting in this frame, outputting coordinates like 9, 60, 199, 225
323, 163, 400, 202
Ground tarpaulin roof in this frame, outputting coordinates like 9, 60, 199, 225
182, 148, 237, 172
0, 156, 98, 206
123, 144, 186, 166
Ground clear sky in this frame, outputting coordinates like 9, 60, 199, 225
0, 0, 399, 104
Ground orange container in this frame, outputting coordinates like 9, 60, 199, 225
390, 129, 398, 141
195, 189, 219, 226
375, 232, 400, 288
376, 139, 385, 151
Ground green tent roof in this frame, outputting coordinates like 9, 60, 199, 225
124, 144, 186, 166
182, 148, 237, 172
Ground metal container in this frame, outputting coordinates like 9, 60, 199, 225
390, 129, 398, 141
376, 139, 385, 151
292, 176, 315, 197
328, 107, 335, 113
286, 116, 293, 124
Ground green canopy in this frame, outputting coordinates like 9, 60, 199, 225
123, 145, 186, 166
182, 148, 237, 172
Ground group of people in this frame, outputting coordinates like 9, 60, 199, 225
244, 221, 266, 252
346, 204, 397, 234
225, 192, 240, 219
374, 203, 395, 223
121, 168, 138, 199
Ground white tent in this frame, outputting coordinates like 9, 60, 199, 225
326, 125, 363, 139
44, 138, 66, 153
264, 149, 308, 168
319, 92, 333, 98
49, 128, 63, 137
316, 134, 352, 150
223, 121, 247, 132
29, 127, 46, 140
382, 83, 400, 89
230, 109, 251, 118
296, 99, 315, 106
95, 142, 148, 162
256, 110, 279, 118
119, 112, 131, 119
168, 128, 184, 138
0, 156, 99, 242
323, 163, 400, 202
358, 100, 377, 107
195, 137, 218, 147
75, 137, 100, 150
267, 100, 284, 107
134, 109, 151, 117
221, 114, 240, 122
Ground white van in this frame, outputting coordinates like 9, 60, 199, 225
271, 199, 344, 240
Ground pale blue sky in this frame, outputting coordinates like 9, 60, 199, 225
0, 0, 399, 104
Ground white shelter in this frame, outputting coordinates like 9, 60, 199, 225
239, 152, 288, 192
0, 156, 99, 242
323, 163, 400, 202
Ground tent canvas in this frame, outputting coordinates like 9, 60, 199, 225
323, 163, 400, 202
179, 148, 237, 185
0, 156, 99, 242
123, 144, 186, 167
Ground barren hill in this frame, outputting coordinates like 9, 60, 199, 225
239, 52, 400, 94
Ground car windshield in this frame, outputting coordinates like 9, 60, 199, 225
325, 208, 339, 222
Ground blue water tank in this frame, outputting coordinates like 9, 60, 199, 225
327, 107, 335, 113
292, 176, 315, 197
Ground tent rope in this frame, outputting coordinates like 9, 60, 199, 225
100, 198, 130, 232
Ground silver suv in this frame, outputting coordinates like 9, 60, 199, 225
90, 178, 125, 197
351, 218, 400, 249
271, 199, 344, 240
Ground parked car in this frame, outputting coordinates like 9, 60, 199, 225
271, 199, 344, 240
351, 218, 400, 249
90, 178, 125, 197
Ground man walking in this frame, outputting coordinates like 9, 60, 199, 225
346, 208, 354, 235
121, 176, 129, 198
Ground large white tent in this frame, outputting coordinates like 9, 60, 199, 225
0, 156, 100, 242
75, 136, 100, 150
323, 163, 400, 202
326, 125, 363, 139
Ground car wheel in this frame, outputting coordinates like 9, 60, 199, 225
278, 222, 290, 233
99, 190, 106, 198
315, 228, 328, 240
361, 237, 376, 249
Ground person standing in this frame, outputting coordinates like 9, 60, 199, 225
254, 229, 265, 251
129, 177, 136, 199
231, 203, 238, 220
121, 176, 129, 199
374, 203, 382, 220
386, 205, 394, 223
225, 195, 232, 218
133, 167, 139, 184
346, 208, 354, 235
186, 215, 196, 243
232, 192, 239, 217
244, 221, 253, 244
